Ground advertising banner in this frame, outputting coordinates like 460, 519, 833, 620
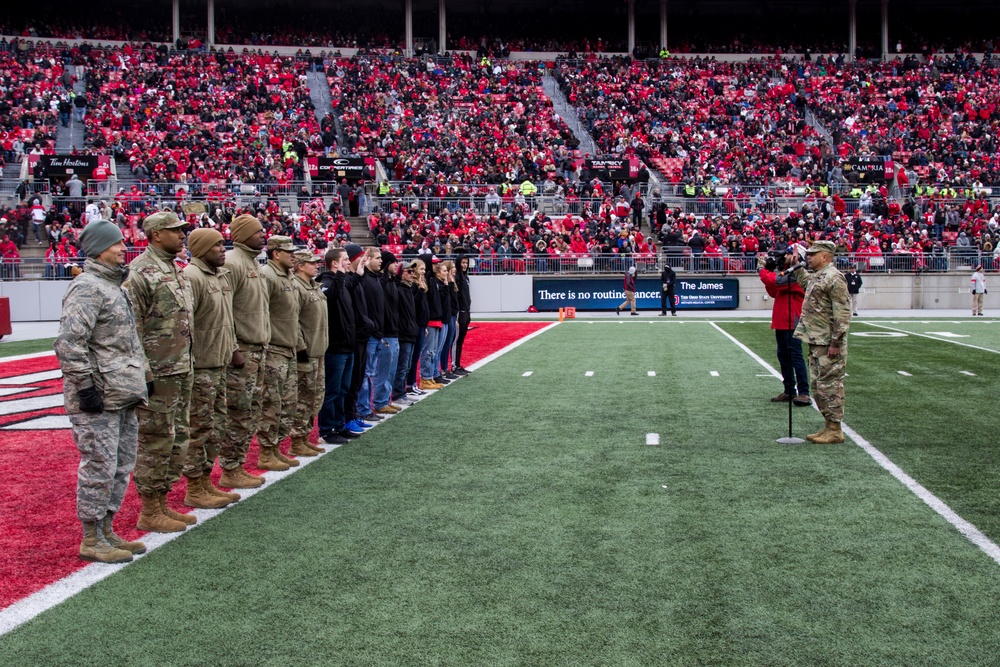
845, 156, 894, 182
533, 277, 739, 311
585, 157, 639, 181
307, 157, 374, 181
41, 155, 100, 179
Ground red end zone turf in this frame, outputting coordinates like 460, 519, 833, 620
0, 321, 550, 610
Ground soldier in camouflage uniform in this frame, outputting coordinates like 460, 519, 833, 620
220, 215, 269, 489
181, 229, 242, 509
791, 240, 852, 444
290, 250, 329, 457
55, 219, 148, 563
124, 211, 196, 533
256, 235, 303, 471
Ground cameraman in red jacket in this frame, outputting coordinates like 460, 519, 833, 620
758, 247, 810, 406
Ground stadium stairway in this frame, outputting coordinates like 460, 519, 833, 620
306, 70, 332, 125
542, 73, 598, 158
54, 77, 88, 153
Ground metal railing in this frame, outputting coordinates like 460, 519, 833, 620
1, 247, 993, 281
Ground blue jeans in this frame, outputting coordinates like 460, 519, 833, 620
420, 326, 440, 380
357, 338, 381, 416
373, 337, 399, 409
434, 321, 451, 377
394, 341, 414, 400
318, 352, 353, 436
776, 329, 808, 396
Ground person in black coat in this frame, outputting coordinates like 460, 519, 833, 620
406, 259, 430, 393
394, 259, 422, 402
660, 264, 677, 316
317, 246, 362, 443
343, 244, 374, 428
452, 252, 473, 374
356, 247, 386, 420
418, 256, 445, 390
373, 250, 402, 414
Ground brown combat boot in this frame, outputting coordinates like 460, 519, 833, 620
812, 422, 845, 444
806, 420, 833, 442
80, 521, 133, 564
183, 475, 230, 509
257, 447, 290, 471
204, 475, 241, 502
160, 493, 197, 525
137, 493, 186, 533
218, 466, 264, 489
305, 441, 325, 454
289, 440, 319, 457
101, 512, 146, 555
274, 449, 300, 467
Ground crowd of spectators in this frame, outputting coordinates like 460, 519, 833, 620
0, 49, 62, 161
332, 53, 579, 185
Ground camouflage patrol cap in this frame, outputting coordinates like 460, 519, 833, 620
266, 235, 297, 252
143, 211, 187, 233
293, 249, 323, 264
806, 240, 837, 255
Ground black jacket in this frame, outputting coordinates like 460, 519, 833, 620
426, 275, 444, 322
359, 269, 385, 339
455, 267, 471, 311
396, 280, 420, 343
318, 270, 356, 354
346, 271, 373, 341
380, 271, 401, 338
660, 266, 676, 287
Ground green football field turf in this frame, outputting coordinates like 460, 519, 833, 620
2, 320, 999, 666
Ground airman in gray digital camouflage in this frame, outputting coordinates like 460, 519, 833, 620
791, 240, 852, 444
54, 219, 148, 564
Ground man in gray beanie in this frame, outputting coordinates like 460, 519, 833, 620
54, 220, 149, 563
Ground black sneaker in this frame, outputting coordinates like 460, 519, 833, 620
443, 372, 460, 380
360, 413, 384, 422
433, 376, 450, 385
453, 367, 470, 376
322, 433, 351, 445
336, 429, 360, 440
408, 388, 427, 396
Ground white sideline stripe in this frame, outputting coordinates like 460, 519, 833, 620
646, 433, 660, 446
647, 371, 656, 377
960, 371, 977, 376
710, 371, 720, 377
522, 371, 533, 377
710, 322, 1000, 567
0, 444, 339, 636
0, 321, 563, 637
864, 322, 1000, 354
585, 371, 594, 377
898, 371, 913, 377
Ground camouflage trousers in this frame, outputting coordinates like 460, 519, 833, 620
807, 343, 848, 423
291, 356, 325, 446
135, 373, 193, 496
69, 406, 138, 522
183, 366, 227, 479
222, 343, 266, 470
257, 349, 297, 450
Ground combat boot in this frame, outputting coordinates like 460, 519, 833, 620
274, 449, 301, 467
160, 494, 197, 525
80, 521, 133, 564
101, 512, 146, 555
812, 422, 845, 444
304, 441, 325, 454
218, 465, 264, 489
204, 476, 241, 502
183, 475, 230, 509
289, 440, 319, 457
137, 493, 186, 533
806, 420, 833, 443
257, 447, 290, 471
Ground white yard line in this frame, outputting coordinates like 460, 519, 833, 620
522, 371, 533, 377
710, 321, 1000, 567
647, 371, 656, 377
862, 322, 1000, 354
0, 322, 563, 636
646, 433, 660, 446
897, 371, 913, 377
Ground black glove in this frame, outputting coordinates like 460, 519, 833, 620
146, 381, 155, 397
296, 349, 309, 363
78, 385, 104, 414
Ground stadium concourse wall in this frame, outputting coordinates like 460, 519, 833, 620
1, 274, 978, 322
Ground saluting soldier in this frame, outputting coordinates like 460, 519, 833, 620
181, 228, 242, 509
220, 214, 269, 489
790, 240, 853, 444
290, 250, 329, 457
256, 235, 303, 471
55, 219, 149, 563
124, 210, 196, 533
